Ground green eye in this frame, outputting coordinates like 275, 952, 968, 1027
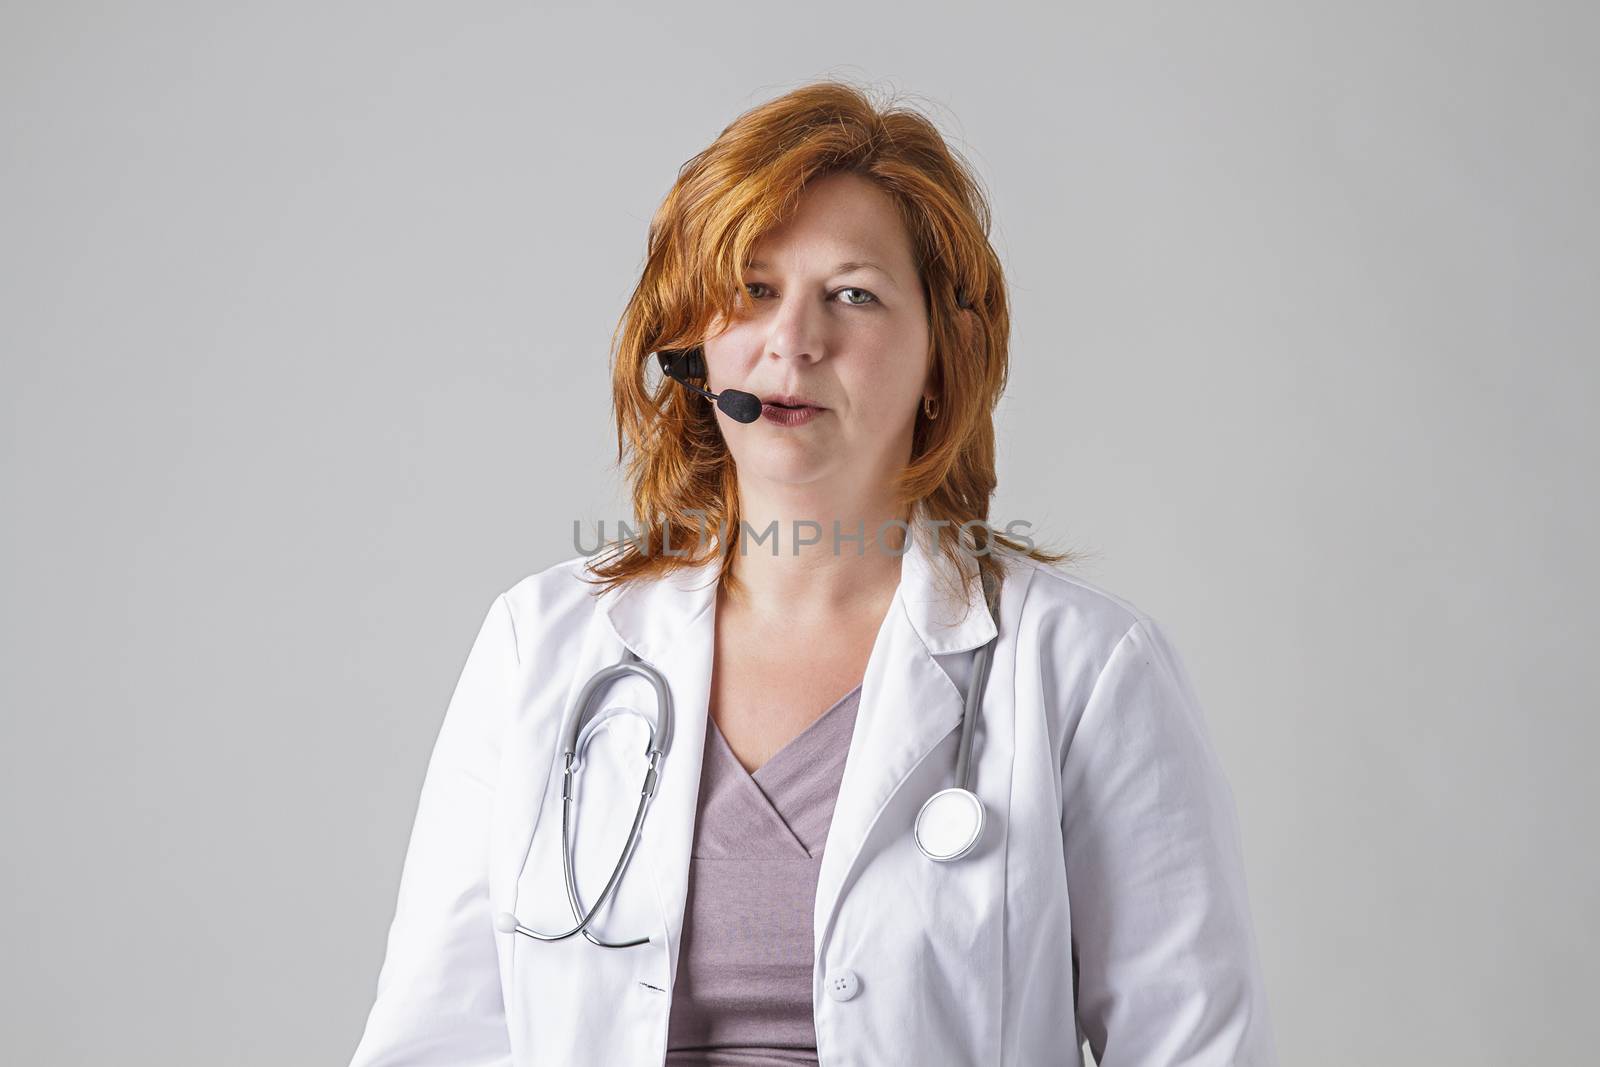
835, 287, 878, 306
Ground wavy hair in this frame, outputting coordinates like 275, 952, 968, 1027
582, 78, 1079, 613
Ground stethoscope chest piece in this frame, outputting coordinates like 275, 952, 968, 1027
914, 786, 985, 862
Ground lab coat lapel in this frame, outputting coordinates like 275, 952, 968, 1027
812, 529, 997, 956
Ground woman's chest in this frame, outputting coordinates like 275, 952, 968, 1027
708, 621, 876, 776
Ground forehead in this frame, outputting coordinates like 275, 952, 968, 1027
747, 172, 917, 275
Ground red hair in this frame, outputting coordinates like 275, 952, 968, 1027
584, 78, 1079, 609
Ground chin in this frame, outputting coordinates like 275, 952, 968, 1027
739, 451, 837, 487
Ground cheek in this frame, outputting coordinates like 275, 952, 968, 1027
839, 365, 924, 438
702, 321, 758, 373
699, 339, 734, 383
858, 330, 931, 399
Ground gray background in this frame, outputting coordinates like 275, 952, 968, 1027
3, 2, 1595, 1064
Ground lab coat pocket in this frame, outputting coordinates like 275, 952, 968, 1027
506, 708, 664, 1040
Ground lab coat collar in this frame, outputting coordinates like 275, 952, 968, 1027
595, 519, 997, 662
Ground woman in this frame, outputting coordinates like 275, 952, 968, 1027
349, 81, 1276, 1066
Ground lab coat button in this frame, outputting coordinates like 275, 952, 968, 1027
826, 969, 860, 1001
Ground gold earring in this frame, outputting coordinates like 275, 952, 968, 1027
923, 394, 940, 420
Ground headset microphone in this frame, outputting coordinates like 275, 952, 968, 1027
654, 347, 764, 424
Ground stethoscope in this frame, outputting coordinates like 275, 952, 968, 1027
495, 566, 1002, 948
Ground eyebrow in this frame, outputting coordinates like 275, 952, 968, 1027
747, 259, 893, 279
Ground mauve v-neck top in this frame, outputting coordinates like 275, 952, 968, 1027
664, 682, 863, 1066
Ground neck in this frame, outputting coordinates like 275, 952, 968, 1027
723, 485, 913, 628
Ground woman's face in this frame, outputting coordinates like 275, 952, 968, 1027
702, 171, 931, 504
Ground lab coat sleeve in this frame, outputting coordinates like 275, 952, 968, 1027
348, 594, 518, 1067
1060, 617, 1277, 1067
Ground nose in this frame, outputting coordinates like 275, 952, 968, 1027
763, 290, 825, 366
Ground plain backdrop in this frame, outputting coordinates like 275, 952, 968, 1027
2, 2, 1596, 1064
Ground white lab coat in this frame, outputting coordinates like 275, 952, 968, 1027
349, 531, 1277, 1066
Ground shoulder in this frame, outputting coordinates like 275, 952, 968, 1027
1004, 549, 1157, 653
496, 552, 608, 661
998, 548, 1197, 713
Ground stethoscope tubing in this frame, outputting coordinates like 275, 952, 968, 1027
954, 630, 995, 793
496, 653, 669, 946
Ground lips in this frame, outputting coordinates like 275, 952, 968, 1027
760, 401, 823, 426
762, 394, 824, 409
